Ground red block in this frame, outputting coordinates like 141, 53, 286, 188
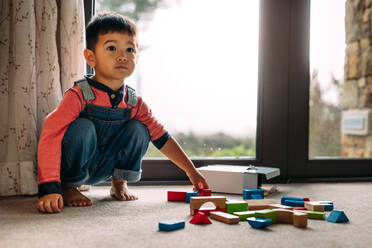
293, 207, 307, 210
167, 191, 187, 201
303, 198, 310, 202
197, 189, 212, 196
189, 212, 212, 225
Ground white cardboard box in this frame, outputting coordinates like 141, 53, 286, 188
197, 165, 280, 194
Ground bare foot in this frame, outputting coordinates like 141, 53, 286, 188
62, 185, 93, 207
110, 178, 138, 201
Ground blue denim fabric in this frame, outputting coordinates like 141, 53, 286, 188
61, 103, 150, 187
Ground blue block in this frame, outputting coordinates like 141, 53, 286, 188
281, 196, 305, 205
186, 191, 198, 203
243, 189, 264, 200
324, 204, 334, 211
327, 210, 349, 223
283, 199, 305, 207
247, 217, 272, 229
251, 194, 264, 199
158, 219, 185, 231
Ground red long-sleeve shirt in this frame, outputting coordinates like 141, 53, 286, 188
37, 78, 169, 197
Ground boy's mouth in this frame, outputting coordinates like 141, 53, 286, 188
115, 65, 128, 70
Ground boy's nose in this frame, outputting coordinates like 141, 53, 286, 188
117, 56, 128, 62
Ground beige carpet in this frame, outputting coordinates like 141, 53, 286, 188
1, 182, 372, 248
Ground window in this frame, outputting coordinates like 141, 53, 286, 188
84, 0, 372, 181
95, 0, 259, 159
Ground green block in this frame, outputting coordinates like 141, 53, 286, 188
255, 209, 277, 224
296, 210, 325, 220
233, 211, 256, 221
226, 201, 248, 214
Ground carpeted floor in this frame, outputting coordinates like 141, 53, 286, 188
1, 182, 372, 248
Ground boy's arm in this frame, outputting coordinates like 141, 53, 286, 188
160, 137, 209, 190
37, 87, 83, 213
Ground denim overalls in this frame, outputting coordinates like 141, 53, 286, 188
60, 79, 150, 187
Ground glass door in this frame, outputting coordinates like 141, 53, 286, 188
95, 0, 260, 159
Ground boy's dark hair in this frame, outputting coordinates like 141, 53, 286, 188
86, 11, 137, 51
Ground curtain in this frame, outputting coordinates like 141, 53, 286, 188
0, 0, 85, 196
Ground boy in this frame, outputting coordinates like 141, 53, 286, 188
37, 11, 209, 214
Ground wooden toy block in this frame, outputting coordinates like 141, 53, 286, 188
158, 219, 185, 231
197, 189, 212, 196
226, 201, 248, 214
283, 199, 305, 207
233, 211, 256, 221
209, 211, 240, 224
191, 207, 226, 216
304, 202, 324, 211
304, 201, 334, 212
294, 210, 325, 220
272, 209, 308, 228
167, 191, 187, 202
190, 196, 226, 211
293, 207, 307, 210
186, 191, 198, 203
247, 217, 272, 229
306, 201, 334, 211
281, 196, 308, 207
189, 212, 212, 225
327, 210, 349, 223
274, 209, 294, 224
246, 199, 277, 210
267, 204, 294, 210
293, 212, 307, 228
255, 209, 277, 224
243, 189, 264, 200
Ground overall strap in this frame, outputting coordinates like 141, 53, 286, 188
126, 85, 137, 107
74, 78, 95, 101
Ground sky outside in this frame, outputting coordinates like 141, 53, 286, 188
98, 0, 345, 137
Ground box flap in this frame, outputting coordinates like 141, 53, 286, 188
197, 165, 280, 180
244, 165, 280, 180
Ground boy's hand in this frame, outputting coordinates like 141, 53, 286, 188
187, 169, 209, 190
37, 193, 64, 213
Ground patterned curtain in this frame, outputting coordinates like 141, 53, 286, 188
0, 0, 85, 196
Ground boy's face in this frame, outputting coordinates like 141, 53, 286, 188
84, 32, 138, 83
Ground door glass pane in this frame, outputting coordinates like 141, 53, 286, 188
96, 0, 259, 158
309, 0, 372, 158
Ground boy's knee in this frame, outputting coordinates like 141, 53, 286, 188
126, 120, 150, 142
63, 118, 96, 145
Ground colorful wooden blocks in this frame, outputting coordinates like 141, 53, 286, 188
273, 209, 308, 228
167, 191, 187, 202
255, 209, 277, 224
294, 210, 326, 220
281, 196, 310, 207
233, 211, 256, 221
327, 210, 349, 223
209, 211, 240, 224
267, 204, 294, 210
243, 189, 264, 200
226, 201, 248, 214
189, 212, 212, 225
190, 196, 226, 215
245, 199, 277, 210
305, 201, 334, 212
158, 219, 185, 231
247, 217, 272, 228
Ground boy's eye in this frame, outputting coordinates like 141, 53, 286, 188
127, 47, 135, 53
107, 46, 116, 51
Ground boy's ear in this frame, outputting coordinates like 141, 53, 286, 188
84, 49, 96, 67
